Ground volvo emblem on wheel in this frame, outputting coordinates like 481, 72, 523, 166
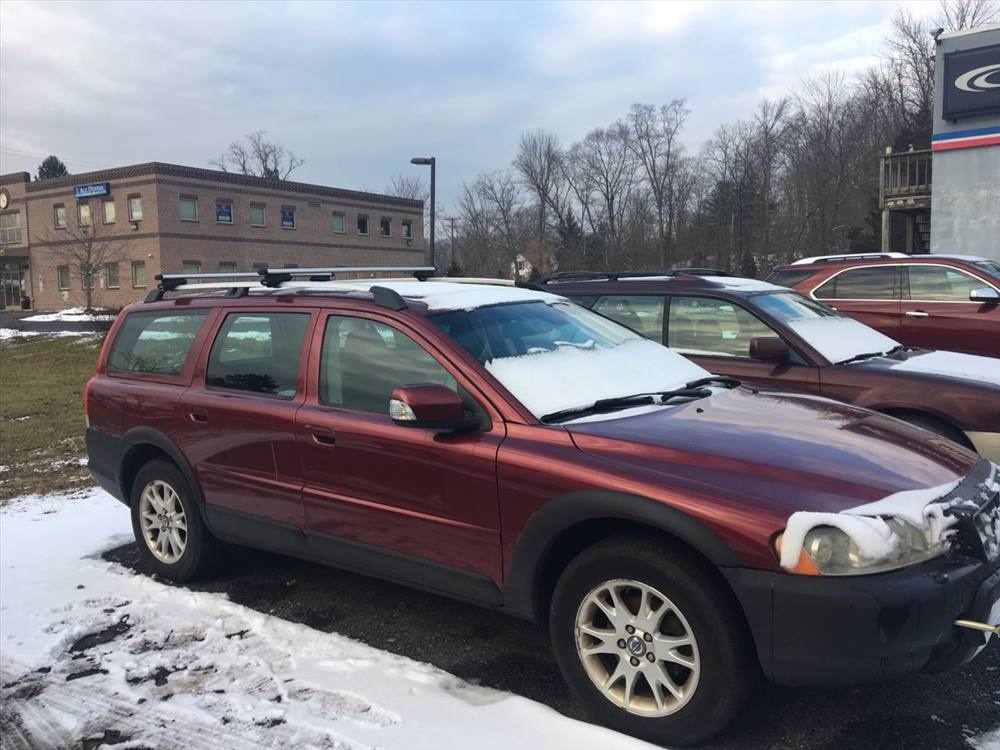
627, 636, 647, 656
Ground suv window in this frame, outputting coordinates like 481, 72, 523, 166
107, 310, 209, 374
667, 296, 777, 357
592, 295, 664, 340
206, 312, 310, 399
320, 316, 457, 414
907, 265, 984, 301
765, 269, 815, 288
813, 267, 896, 300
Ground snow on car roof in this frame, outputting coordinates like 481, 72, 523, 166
699, 276, 786, 292
335, 280, 567, 312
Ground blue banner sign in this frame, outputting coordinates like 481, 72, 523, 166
281, 208, 295, 228
73, 183, 110, 199
216, 201, 233, 223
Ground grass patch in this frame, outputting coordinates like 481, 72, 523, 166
0, 334, 103, 501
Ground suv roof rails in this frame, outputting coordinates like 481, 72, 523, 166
664, 267, 730, 276
789, 252, 908, 266
147, 266, 437, 306
537, 270, 726, 286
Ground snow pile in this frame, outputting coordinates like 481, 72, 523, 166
889, 350, 1000, 385
785, 316, 899, 364
0, 327, 98, 340
21, 306, 116, 323
485, 338, 710, 418
0, 488, 652, 749
779, 477, 970, 571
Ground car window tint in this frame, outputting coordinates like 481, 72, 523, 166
320, 316, 457, 414
907, 265, 984, 301
765, 270, 815, 288
814, 267, 895, 300
107, 310, 209, 374
667, 296, 777, 357
206, 312, 309, 399
592, 295, 664, 339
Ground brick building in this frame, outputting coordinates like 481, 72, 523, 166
0, 162, 424, 310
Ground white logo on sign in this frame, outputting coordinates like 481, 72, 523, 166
955, 63, 1000, 93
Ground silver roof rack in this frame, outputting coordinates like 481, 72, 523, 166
789, 252, 908, 266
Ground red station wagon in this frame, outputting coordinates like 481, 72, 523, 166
86, 267, 1000, 746
766, 253, 1000, 357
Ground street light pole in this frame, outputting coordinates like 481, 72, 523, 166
410, 156, 436, 268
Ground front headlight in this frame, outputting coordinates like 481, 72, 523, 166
776, 519, 944, 576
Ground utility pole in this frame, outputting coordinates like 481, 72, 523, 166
441, 216, 459, 271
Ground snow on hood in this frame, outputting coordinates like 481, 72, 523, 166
785, 316, 900, 364
888, 350, 1000, 385
779, 466, 997, 571
485, 339, 710, 419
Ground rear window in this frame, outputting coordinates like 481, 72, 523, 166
813, 266, 896, 300
764, 270, 814, 288
107, 310, 209, 374
205, 312, 310, 399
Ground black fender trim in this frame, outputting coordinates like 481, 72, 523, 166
118, 427, 207, 517
501, 490, 740, 621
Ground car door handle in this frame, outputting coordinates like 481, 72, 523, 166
904, 310, 930, 318
301, 423, 336, 446
188, 412, 208, 424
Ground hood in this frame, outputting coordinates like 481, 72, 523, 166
565, 388, 978, 522
848, 349, 1000, 387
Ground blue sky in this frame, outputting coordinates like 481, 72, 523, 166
0, 0, 935, 207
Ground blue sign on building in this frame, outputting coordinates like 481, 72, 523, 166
216, 201, 233, 224
281, 208, 295, 229
73, 183, 110, 199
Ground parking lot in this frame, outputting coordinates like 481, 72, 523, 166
105, 540, 1000, 750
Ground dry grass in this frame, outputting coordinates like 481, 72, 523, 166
0, 334, 103, 502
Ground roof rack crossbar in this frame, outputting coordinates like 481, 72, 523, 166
665, 267, 730, 277
789, 252, 908, 266
258, 266, 436, 281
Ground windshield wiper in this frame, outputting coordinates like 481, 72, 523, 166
838, 345, 905, 365
541, 387, 712, 424
685, 375, 741, 389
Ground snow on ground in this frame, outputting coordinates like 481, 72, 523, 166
20, 307, 116, 323
0, 488, 653, 750
0, 328, 97, 340
969, 725, 1000, 750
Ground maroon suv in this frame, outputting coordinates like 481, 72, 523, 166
766, 253, 1000, 357
86, 268, 1000, 747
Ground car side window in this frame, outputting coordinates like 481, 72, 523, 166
667, 296, 777, 358
907, 265, 984, 301
206, 312, 310, 399
592, 295, 664, 340
320, 315, 457, 415
107, 310, 209, 375
814, 267, 896, 300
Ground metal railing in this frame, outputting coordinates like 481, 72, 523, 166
881, 148, 932, 202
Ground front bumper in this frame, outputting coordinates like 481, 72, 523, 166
724, 555, 1000, 686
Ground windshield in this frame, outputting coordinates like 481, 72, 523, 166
973, 260, 1000, 282
431, 301, 710, 419
749, 292, 901, 364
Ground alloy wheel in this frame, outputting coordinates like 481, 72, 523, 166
138, 479, 188, 564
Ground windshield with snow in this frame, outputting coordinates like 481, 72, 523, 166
431, 301, 710, 420
749, 291, 902, 364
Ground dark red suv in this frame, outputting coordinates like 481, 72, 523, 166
766, 253, 1000, 357
86, 267, 1000, 747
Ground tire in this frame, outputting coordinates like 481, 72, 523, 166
896, 413, 973, 450
549, 535, 756, 747
129, 459, 217, 582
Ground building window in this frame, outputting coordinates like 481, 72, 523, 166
57, 265, 71, 290
216, 199, 233, 224
128, 196, 143, 221
0, 212, 21, 245
218, 262, 237, 274
78, 203, 92, 227
179, 196, 198, 222
280, 206, 295, 229
252, 262, 269, 271
402, 220, 413, 240
106, 263, 120, 289
132, 261, 146, 288
54, 204, 67, 228
182, 261, 202, 274
379, 216, 391, 236
357, 214, 369, 235
331, 212, 346, 234
249, 203, 266, 227
103, 200, 116, 224
282, 263, 299, 268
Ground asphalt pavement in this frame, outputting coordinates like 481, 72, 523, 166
103, 542, 1000, 750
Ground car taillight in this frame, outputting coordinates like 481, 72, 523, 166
83, 375, 95, 428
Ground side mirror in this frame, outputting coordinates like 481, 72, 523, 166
970, 287, 1000, 303
389, 384, 476, 432
749, 336, 790, 362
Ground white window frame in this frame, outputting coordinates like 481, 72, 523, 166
179, 196, 199, 222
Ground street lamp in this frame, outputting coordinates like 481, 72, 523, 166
410, 157, 436, 268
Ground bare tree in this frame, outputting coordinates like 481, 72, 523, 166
937, 0, 999, 29
384, 174, 429, 202
37, 212, 128, 311
513, 129, 567, 243
211, 131, 304, 180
